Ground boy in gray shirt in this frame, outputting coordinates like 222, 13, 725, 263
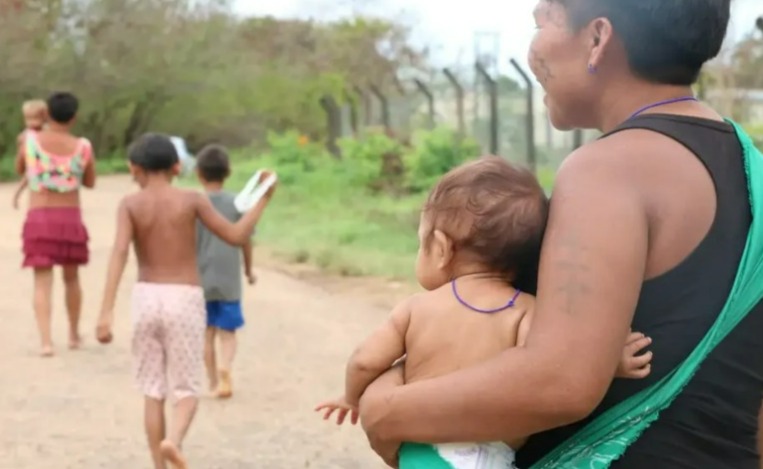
195, 144, 260, 398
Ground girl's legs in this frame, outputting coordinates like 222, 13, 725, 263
33, 267, 54, 356
62, 265, 82, 348
203, 327, 218, 392
216, 330, 238, 398
145, 397, 167, 469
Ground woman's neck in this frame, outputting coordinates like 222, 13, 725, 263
594, 80, 697, 133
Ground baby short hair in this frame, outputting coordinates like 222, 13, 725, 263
423, 155, 549, 280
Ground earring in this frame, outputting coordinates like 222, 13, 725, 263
587, 63, 597, 74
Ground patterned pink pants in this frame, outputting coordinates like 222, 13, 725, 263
131, 283, 205, 401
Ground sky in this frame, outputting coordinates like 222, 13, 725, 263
234, 0, 763, 81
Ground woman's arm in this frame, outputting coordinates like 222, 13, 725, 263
360, 143, 649, 447
82, 140, 96, 189
15, 133, 26, 176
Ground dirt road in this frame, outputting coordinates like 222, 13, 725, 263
0, 176, 399, 469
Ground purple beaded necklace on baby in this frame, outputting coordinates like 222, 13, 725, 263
451, 279, 521, 314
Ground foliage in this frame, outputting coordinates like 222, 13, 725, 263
0, 0, 425, 157
405, 128, 481, 192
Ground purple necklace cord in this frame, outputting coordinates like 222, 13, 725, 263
451, 280, 521, 314
628, 95, 698, 120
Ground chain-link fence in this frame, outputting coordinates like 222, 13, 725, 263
322, 62, 608, 175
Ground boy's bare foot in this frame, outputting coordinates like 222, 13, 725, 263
69, 334, 83, 350
159, 440, 187, 469
216, 370, 233, 399
40, 345, 54, 357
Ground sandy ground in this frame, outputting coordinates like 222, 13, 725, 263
0, 176, 410, 469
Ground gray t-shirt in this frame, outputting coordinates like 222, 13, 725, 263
196, 191, 243, 301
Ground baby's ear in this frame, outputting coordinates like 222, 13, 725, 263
432, 229, 455, 270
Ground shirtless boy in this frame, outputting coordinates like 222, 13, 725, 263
95, 133, 276, 469
316, 156, 653, 468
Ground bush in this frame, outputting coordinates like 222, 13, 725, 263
404, 127, 481, 192
338, 129, 405, 192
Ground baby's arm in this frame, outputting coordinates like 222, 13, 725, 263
96, 198, 134, 343
195, 173, 276, 246
345, 299, 412, 407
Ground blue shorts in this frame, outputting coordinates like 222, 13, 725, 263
206, 301, 244, 331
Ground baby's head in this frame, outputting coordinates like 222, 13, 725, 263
22, 100, 47, 131
416, 156, 549, 291
127, 133, 180, 185
195, 144, 231, 185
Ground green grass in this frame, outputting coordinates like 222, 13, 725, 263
186, 156, 427, 280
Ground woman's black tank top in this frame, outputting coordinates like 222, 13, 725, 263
516, 115, 763, 468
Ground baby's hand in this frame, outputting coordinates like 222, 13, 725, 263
616, 331, 653, 379
315, 396, 359, 425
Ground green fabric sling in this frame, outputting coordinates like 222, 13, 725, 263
531, 120, 763, 469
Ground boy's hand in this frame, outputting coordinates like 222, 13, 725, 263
246, 271, 257, 285
616, 331, 653, 379
96, 315, 114, 344
315, 396, 359, 425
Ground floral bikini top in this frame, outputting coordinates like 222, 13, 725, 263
24, 130, 92, 193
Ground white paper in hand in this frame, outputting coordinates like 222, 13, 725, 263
234, 170, 277, 214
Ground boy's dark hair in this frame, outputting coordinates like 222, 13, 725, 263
195, 144, 230, 182
127, 133, 179, 172
46, 92, 79, 123
423, 156, 548, 289
553, 0, 730, 85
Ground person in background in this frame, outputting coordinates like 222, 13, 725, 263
195, 144, 258, 399
16, 92, 94, 357
95, 134, 275, 469
13, 99, 48, 210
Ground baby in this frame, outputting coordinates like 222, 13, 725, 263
13, 99, 47, 209
316, 156, 652, 468
96, 133, 276, 469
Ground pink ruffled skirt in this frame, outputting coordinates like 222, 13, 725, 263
21, 207, 89, 268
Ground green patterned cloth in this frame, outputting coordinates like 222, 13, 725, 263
531, 120, 763, 468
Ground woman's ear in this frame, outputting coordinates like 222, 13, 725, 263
433, 229, 455, 270
587, 17, 614, 71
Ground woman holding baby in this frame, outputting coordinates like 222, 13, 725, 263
359, 1, 763, 468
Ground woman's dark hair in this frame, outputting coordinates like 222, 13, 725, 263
554, 0, 730, 85
46, 92, 79, 123
128, 133, 179, 172
195, 144, 230, 182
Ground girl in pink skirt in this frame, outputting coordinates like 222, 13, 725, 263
15, 92, 95, 357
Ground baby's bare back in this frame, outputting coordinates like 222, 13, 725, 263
403, 284, 533, 384
124, 186, 201, 285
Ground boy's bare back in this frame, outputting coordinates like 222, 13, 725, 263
123, 186, 204, 285
403, 281, 533, 384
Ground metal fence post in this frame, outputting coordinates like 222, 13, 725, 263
509, 58, 537, 174
369, 84, 391, 131
319, 95, 342, 158
414, 78, 435, 129
475, 61, 499, 155
443, 68, 465, 137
